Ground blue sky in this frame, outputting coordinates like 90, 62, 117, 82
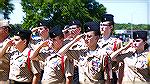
9, 0, 25, 24
1, 0, 150, 24
96, 0, 150, 24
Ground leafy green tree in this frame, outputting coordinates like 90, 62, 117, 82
0, 0, 14, 19
9, 24, 22, 37
21, 0, 106, 30
115, 23, 150, 30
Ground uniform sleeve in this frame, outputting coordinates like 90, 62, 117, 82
3, 47, 14, 61
116, 51, 134, 62
37, 54, 46, 61
2, 53, 11, 62
0, 42, 12, 61
65, 50, 81, 61
37, 49, 50, 61
30, 60, 41, 74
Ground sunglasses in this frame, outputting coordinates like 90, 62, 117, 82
0, 26, 9, 30
133, 39, 142, 42
82, 34, 93, 39
100, 24, 111, 26
13, 38, 21, 41
63, 30, 69, 34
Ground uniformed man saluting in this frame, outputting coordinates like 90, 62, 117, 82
112, 31, 150, 84
30, 26, 75, 84
59, 21, 113, 84
0, 30, 41, 84
63, 20, 87, 84
98, 14, 123, 84
0, 20, 11, 84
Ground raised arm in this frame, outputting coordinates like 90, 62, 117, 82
58, 34, 83, 55
31, 27, 39, 33
0, 40, 14, 58
30, 40, 49, 60
110, 40, 133, 61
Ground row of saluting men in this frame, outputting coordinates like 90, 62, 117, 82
0, 13, 150, 84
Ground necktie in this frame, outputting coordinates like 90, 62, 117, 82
27, 50, 31, 72
61, 54, 64, 75
113, 40, 117, 51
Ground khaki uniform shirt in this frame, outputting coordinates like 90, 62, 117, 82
66, 46, 112, 84
6, 47, 41, 82
116, 50, 150, 83
0, 42, 10, 81
30, 37, 44, 70
64, 38, 87, 69
98, 37, 122, 51
37, 48, 74, 84
98, 37, 122, 73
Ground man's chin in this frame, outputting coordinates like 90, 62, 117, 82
100, 31, 104, 34
132, 46, 138, 49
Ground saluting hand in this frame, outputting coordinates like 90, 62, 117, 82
31, 27, 39, 32
4, 39, 14, 47
124, 39, 136, 53
74, 34, 84, 42
123, 39, 133, 50
39, 40, 49, 48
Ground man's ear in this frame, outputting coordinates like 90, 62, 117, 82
110, 25, 113, 30
4, 28, 9, 34
79, 27, 81, 31
143, 41, 147, 45
77, 27, 81, 33
94, 35, 99, 40
46, 27, 49, 31
23, 39, 27, 44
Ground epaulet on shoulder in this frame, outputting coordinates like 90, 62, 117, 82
145, 51, 148, 54
147, 51, 150, 56
3, 38, 10, 42
143, 50, 149, 55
